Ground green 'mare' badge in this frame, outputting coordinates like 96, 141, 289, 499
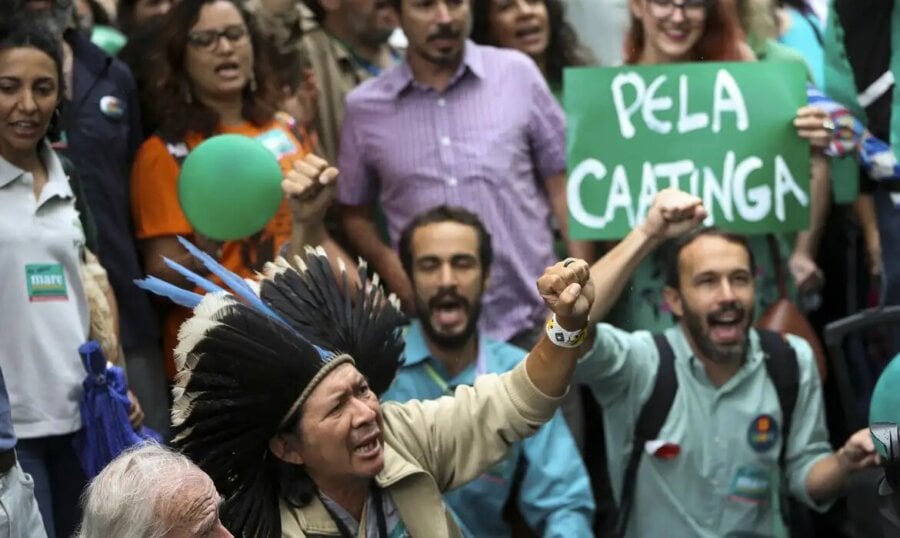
25, 264, 68, 302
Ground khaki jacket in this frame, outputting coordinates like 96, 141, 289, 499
280, 360, 563, 537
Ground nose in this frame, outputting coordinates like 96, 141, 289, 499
670, 3, 687, 22
17, 89, 38, 114
718, 278, 736, 301
438, 263, 457, 288
349, 397, 377, 428
216, 34, 235, 54
515, 0, 535, 14
434, 1, 452, 24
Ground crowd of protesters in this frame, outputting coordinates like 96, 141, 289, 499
0, 0, 898, 536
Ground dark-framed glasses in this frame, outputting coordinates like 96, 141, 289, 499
187, 24, 248, 51
647, 0, 710, 19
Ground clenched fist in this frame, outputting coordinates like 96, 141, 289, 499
537, 259, 594, 330
639, 188, 708, 241
284, 154, 339, 225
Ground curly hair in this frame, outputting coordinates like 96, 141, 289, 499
147, 0, 279, 139
624, 0, 746, 64
470, 0, 591, 87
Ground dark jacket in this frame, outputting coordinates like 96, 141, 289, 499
57, 30, 159, 348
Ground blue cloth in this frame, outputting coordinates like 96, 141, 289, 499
780, 8, 825, 87
58, 30, 159, 349
73, 341, 161, 480
0, 368, 15, 453
381, 321, 595, 537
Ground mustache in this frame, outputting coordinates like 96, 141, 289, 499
428, 289, 469, 310
428, 25, 460, 41
706, 302, 745, 323
350, 424, 380, 445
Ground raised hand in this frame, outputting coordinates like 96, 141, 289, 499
639, 188, 708, 241
537, 258, 594, 330
284, 154, 339, 225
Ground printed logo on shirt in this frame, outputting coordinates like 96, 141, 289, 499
747, 414, 778, 453
255, 128, 295, 160
99, 95, 125, 120
727, 465, 771, 505
25, 264, 68, 302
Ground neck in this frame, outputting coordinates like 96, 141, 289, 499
199, 94, 244, 126
406, 49, 461, 93
324, 18, 383, 63
317, 477, 371, 522
534, 54, 547, 78
637, 48, 684, 66
3, 146, 43, 174
426, 334, 478, 378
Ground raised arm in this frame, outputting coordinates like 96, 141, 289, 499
587, 188, 708, 323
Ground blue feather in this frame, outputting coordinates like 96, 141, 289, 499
134, 276, 203, 309
176, 236, 285, 322
162, 257, 227, 295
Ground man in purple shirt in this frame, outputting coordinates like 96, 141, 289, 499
336, 0, 592, 345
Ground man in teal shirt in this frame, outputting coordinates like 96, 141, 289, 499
576, 188, 878, 538
382, 205, 594, 537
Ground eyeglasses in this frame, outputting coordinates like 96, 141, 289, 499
647, 0, 710, 19
187, 24, 248, 51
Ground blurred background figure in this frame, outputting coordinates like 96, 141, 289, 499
561, 0, 629, 65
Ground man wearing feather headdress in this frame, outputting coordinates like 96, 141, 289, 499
137, 158, 595, 538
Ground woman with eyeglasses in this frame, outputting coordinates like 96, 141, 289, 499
131, 0, 344, 380
602, 0, 834, 337
470, 0, 593, 100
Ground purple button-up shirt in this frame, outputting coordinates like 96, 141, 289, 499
337, 41, 566, 341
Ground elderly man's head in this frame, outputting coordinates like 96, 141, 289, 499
78, 443, 233, 538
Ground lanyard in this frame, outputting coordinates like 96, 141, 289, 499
320, 486, 388, 538
421, 351, 487, 396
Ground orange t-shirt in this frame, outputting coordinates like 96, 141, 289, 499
131, 118, 312, 378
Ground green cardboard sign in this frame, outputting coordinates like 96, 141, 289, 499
566, 62, 810, 239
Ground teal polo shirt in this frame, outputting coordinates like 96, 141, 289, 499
575, 323, 833, 538
382, 321, 595, 538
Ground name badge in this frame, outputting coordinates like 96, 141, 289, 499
255, 128, 295, 160
727, 465, 771, 505
26, 264, 68, 302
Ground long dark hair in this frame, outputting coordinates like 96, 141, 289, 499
148, 0, 279, 138
470, 0, 592, 87
0, 17, 65, 142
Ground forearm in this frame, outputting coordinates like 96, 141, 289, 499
524, 332, 584, 398
588, 227, 662, 322
343, 210, 413, 306
794, 153, 831, 257
805, 453, 850, 502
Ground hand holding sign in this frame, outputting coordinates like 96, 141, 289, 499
794, 106, 833, 149
639, 188, 708, 241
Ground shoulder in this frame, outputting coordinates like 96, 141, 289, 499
133, 135, 180, 181
346, 69, 400, 109
475, 43, 543, 80
783, 333, 819, 381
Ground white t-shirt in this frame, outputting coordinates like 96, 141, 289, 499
0, 144, 88, 438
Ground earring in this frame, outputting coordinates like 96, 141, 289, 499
249, 74, 257, 94
181, 80, 193, 104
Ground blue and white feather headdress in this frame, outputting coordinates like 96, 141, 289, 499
135, 238, 406, 537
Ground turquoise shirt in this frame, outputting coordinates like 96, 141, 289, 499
575, 323, 833, 538
382, 321, 595, 538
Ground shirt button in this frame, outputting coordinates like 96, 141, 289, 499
440, 136, 451, 146
437, 98, 446, 107
447, 176, 458, 186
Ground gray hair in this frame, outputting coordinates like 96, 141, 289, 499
77, 443, 206, 538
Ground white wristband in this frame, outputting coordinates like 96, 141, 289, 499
545, 314, 587, 348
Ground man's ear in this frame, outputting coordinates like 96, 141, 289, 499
269, 434, 305, 465
663, 286, 683, 317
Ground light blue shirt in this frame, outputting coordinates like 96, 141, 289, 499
575, 323, 833, 538
382, 321, 595, 537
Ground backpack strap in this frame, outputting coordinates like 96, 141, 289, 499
615, 333, 679, 537
757, 329, 800, 471
59, 155, 98, 255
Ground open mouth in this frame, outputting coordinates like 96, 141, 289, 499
9, 120, 40, 138
431, 297, 467, 328
707, 308, 744, 342
515, 25, 544, 41
214, 61, 242, 79
353, 437, 381, 458
662, 26, 692, 43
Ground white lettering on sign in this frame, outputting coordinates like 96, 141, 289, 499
568, 154, 808, 230
611, 69, 750, 139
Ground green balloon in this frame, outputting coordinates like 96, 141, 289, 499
90, 25, 127, 56
178, 134, 283, 241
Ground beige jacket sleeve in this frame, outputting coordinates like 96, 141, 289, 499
381, 359, 565, 492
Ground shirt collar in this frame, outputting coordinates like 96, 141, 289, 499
402, 320, 487, 379
0, 142, 71, 197
388, 40, 485, 97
